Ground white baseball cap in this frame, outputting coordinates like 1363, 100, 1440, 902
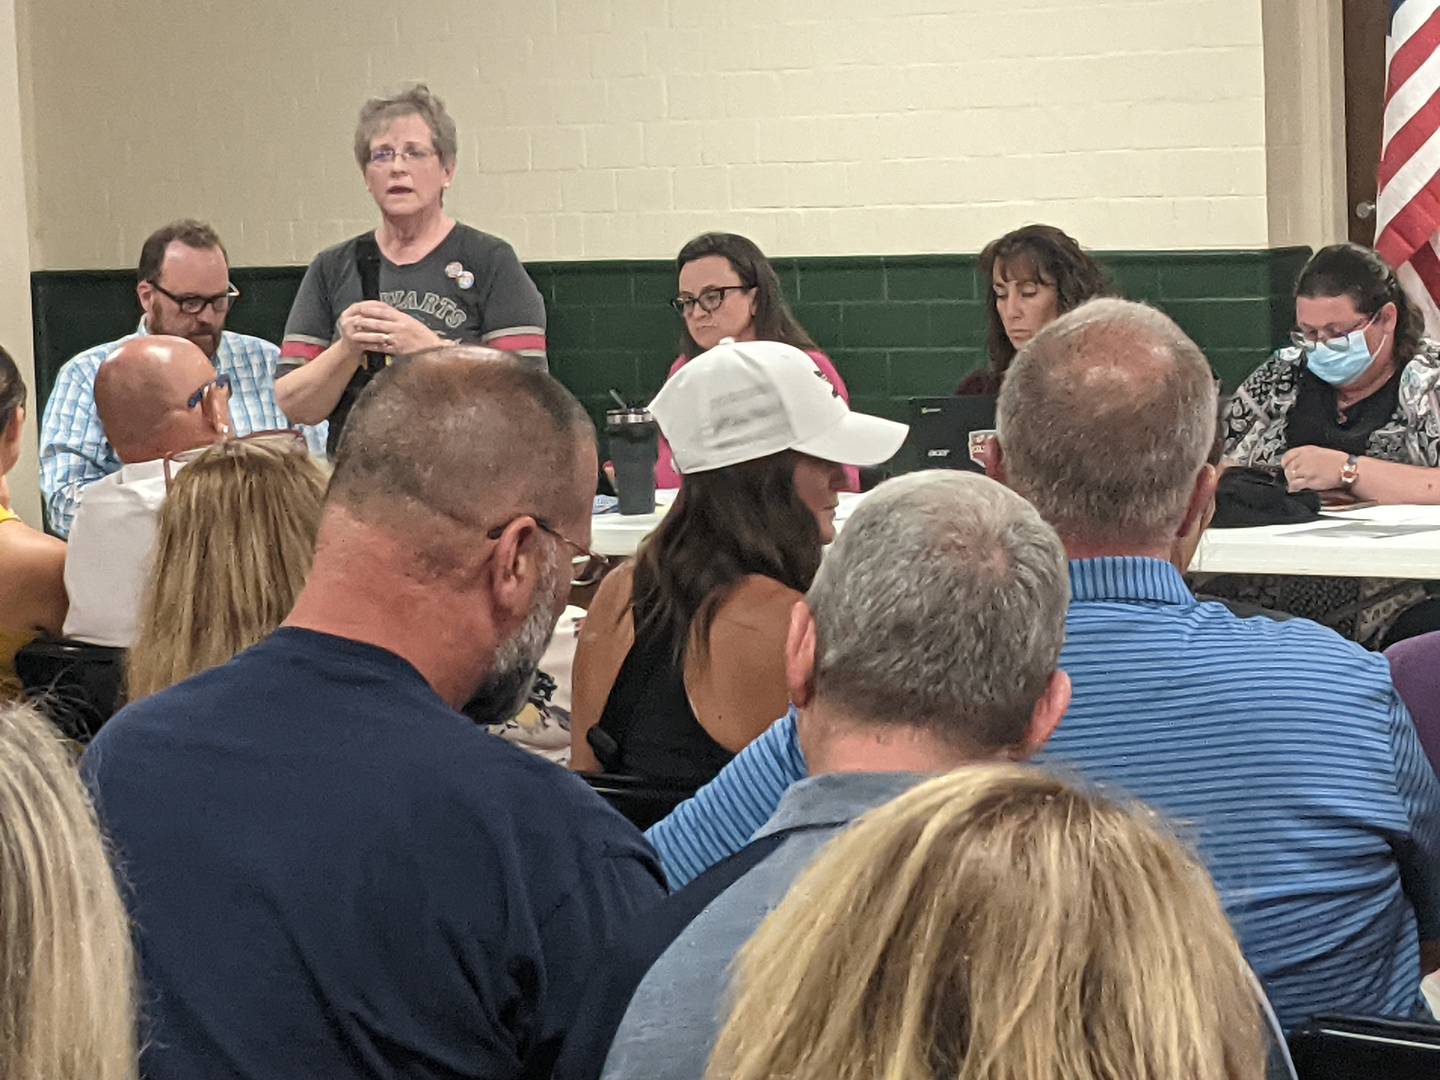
650, 339, 909, 475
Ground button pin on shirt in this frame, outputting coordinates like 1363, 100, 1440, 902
445, 260, 475, 290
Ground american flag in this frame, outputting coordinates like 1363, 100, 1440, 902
1377, 0, 1440, 333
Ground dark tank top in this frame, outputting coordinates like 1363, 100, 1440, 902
592, 601, 735, 786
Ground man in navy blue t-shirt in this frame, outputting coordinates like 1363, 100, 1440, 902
83, 348, 666, 1080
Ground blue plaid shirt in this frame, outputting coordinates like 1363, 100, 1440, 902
39, 322, 326, 536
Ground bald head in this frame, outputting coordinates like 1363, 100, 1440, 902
95, 336, 230, 464
327, 346, 596, 574
996, 298, 1217, 549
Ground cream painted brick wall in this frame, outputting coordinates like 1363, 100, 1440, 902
20, 0, 1278, 269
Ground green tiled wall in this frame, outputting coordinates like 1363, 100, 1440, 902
527, 247, 1311, 427
30, 247, 1309, 433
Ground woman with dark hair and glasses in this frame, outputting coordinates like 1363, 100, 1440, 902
1224, 243, 1440, 501
655, 232, 859, 489
0, 346, 66, 698
957, 224, 1110, 395
1216, 243, 1440, 644
571, 340, 906, 786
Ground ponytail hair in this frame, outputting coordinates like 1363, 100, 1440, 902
0, 345, 26, 440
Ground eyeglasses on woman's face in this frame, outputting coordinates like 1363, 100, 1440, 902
367, 145, 438, 167
669, 285, 753, 317
1289, 309, 1380, 351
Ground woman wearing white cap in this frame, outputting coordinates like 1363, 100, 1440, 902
570, 340, 907, 786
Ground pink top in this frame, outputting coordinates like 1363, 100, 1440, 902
653, 349, 861, 491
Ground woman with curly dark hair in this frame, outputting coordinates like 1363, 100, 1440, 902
957, 224, 1109, 395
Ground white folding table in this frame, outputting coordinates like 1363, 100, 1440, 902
1190, 505, 1440, 579
595, 494, 1440, 580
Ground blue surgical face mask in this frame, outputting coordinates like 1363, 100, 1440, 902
1303, 320, 1385, 388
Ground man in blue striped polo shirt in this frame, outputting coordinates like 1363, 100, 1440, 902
647, 298, 1440, 1030
555, 471, 1077, 1080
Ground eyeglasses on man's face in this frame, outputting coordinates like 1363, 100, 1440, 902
368, 145, 438, 167
151, 280, 240, 316
162, 428, 309, 490
668, 284, 753, 316
186, 372, 233, 410
485, 516, 610, 588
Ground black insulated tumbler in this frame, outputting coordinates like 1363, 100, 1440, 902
606, 408, 659, 515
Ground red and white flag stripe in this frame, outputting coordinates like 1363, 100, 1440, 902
1377, 1, 1440, 334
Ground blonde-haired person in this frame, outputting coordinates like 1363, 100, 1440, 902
127, 435, 327, 700
0, 702, 136, 1080
709, 765, 1272, 1080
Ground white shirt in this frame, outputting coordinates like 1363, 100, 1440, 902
62, 459, 168, 647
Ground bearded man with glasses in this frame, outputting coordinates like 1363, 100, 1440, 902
39, 218, 322, 537
83, 348, 664, 1080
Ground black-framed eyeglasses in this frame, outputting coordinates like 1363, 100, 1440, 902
151, 280, 240, 315
162, 428, 308, 490
1289, 310, 1379, 351
485, 516, 610, 587
669, 284, 754, 316
185, 372, 233, 410
368, 146, 438, 166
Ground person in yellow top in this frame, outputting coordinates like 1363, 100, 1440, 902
0, 346, 66, 697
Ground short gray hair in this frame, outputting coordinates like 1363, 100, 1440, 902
354, 83, 459, 169
996, 298, 1217, 548
808, 471, 1069, 752
328, 347, 594, 579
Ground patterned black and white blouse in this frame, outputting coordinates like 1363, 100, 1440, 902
1222, 340, 1440, 468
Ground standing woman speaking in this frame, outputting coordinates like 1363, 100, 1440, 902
276, 85, 546, 452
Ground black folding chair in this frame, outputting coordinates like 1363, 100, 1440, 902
577, 772, 697, 831
1288, 1013, 1440, 1079
14, 639, 126, 743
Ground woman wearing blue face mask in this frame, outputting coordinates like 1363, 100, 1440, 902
1223, 243, 1440, 502
1213, 243, 1440, 646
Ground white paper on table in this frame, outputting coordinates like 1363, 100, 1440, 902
1423, 970, 1440, 1021
1281, 522, 1440, 540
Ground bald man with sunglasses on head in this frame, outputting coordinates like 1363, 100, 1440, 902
39, 219, 323, 537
